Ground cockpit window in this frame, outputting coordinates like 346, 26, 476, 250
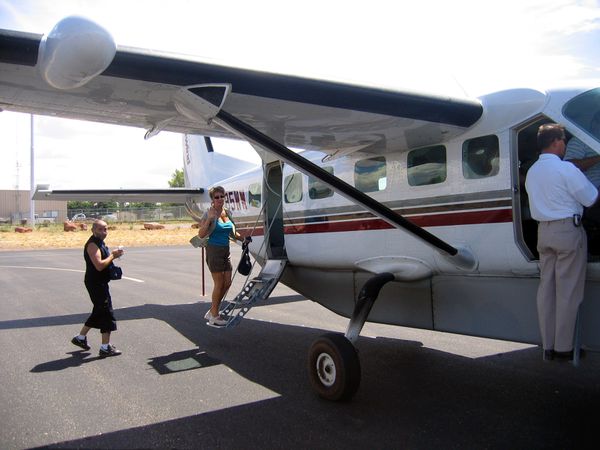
563, 88, 600, 142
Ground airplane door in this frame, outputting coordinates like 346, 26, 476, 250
515, 115, 600, 262
264, 161, 286, 258
513, 116, 552, 260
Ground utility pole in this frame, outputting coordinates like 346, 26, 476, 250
15, 145, 20, 222
29, 114, 35, 226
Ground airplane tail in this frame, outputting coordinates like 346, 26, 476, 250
182, 135, 258, 189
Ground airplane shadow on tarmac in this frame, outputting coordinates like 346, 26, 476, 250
3, 300, 599, 449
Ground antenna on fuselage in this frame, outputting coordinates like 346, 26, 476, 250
451, 73, 470, 98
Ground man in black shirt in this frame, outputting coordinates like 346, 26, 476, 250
71, 220, 124, 357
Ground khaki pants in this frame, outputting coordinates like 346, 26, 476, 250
536, 218, 587, 352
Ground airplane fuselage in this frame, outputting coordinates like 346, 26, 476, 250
189, 85, 600, 348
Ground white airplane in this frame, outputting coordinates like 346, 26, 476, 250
3, 17, 600, 400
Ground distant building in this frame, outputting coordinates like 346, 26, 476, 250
0, 190, 67, 224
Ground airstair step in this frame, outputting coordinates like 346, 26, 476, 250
219, 259, 287, 328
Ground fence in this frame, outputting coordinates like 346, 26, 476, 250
67, 205, 195, 223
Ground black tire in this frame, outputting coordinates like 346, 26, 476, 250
307, 333, 361, 401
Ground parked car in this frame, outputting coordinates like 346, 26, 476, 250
102, 213, 118, 221
36, 217, 55, 224
71, 213, 86, 221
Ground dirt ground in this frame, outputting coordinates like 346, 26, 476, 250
0, 222, 198, 250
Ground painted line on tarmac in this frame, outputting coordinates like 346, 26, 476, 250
0, 265, 144, 283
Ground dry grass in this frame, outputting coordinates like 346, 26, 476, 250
0, 222, 198, 250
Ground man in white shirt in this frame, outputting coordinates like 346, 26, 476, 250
525, 123, 598, 361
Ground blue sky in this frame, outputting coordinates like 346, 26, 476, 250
1, 0, 599, 189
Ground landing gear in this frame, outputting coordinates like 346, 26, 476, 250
308, 333, 360, 401
307, 272, 395, 401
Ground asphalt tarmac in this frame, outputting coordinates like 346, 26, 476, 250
0, 245, 599, 449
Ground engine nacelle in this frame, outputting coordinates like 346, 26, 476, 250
38, 16, 116, 90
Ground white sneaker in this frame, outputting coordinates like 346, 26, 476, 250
205, 311, 227, 327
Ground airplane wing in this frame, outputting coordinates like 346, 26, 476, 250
0, 18, 483, 157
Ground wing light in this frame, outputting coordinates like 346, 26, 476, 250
37, 16, 116, 90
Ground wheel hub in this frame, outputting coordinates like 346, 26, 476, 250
315, 352, 336, 387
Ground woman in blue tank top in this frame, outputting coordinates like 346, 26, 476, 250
197, 186, 244, 326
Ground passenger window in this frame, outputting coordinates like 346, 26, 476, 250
309, 166, 334, 199
284, 173, 303, 203
462, 135, 499, 179
248, 182, 261, 208
407, 145, 446, 186
563, 88, 600, 142
354, 157, 387, 193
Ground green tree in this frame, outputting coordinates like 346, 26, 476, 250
67, 201, 95, 210
168, 168, 185, 187
127, 202, 156, 208
95, 201, 119, 210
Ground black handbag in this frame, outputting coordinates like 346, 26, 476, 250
108, 263, 123, 280
237, 241, 252, 276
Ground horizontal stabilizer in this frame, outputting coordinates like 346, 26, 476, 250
33, 185, 205, 203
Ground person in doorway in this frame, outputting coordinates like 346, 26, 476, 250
564, 111, 600, 226
197, 186, 244, 326
71, 219, 124, 357
564, 111, 600, 187
525, 123, 598, 361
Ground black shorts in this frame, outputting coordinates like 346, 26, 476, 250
84, 281, 117, 333
205, 244, 232, 273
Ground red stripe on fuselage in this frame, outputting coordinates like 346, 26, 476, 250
238, 208, 513, 236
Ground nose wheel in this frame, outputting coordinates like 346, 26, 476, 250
307, 333, 360, 401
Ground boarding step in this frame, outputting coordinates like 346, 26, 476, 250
219, 259, 287, 328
